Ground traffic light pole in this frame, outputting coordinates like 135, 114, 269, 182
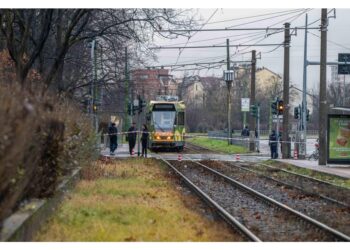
282, 22, 291, 159
319, 9, 328, 165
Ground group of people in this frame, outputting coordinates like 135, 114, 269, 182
108, 122, 149, 157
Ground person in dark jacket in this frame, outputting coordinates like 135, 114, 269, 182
108, 123, 118, 155
269, 130, 278, 159
241, 126, 250, 137
141, 124, 149, 158
127, 122, 137, 155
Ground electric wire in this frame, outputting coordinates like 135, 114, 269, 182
174, 8, 219, 66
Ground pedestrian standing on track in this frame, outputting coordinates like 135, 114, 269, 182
141, 124, 149, 158
269, 130, 278, 159
108, 122, 118, 155
127, 122, 137, 155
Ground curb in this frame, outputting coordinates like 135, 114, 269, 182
0, 168, 81, 241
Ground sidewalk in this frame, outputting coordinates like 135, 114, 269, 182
100, 143, 154, 158
276, 159, 350, 179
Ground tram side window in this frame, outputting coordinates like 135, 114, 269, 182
178, 112, 185, 125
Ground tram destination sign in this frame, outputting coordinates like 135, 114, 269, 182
338, 53, 350, 75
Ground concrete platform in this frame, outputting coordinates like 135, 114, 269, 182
275, 159, 350, 179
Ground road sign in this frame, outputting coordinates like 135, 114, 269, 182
338, 53, 350, 74
223, 70, 234, 82
241, 98, 250, 112
272, 114, 283, 123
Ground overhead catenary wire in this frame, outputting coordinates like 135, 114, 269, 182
225, 9, 310, 29
206, 9, 306, 25
308, 31, 350, 51
174, 8, 219, 66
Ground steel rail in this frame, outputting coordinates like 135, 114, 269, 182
190, 160, 350, 241
225, 162, 349, 208
257, 162, 350, 188
158, 156, 261, 242
184, 142, 219, 154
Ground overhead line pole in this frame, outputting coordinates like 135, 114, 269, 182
319, 9, 328, 166
300, 14, 308, 159
249, 50, 256, 152
226, 39, 232, 145
282, 22, 291, 159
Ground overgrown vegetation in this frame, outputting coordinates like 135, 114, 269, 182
0, 51, 98, 227
187, 137, 249, 154
35, 158, 239, 241
264, 160, 350, 188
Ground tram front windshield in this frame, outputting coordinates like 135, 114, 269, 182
152, 111, 176, 132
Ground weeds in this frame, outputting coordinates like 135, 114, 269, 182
36, 159, 240, 241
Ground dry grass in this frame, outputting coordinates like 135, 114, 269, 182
35, 158, 241, 241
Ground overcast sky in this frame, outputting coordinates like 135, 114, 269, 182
151, 8, 350, 92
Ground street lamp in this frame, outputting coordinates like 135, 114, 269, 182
224, 70, 234, 145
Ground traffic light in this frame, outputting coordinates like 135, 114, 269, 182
250, 105, 258, 117
127, 102, 135, 116
138, 96, 147, 114
294, 106, 300, 119
277, 100, 284, 115
271, 101, 277, 115
306, 109, 310, 121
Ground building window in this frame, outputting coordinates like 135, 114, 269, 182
140, 74, 149, 80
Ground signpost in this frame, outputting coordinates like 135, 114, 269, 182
338, 53, 350, 75
327, 114, 350, 164
241, 98, 250, 112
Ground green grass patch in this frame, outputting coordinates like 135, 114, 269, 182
187, 137, 249, 154
35, 158, 239, 241
264, 160, 350, 189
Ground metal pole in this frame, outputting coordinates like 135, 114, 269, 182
226, 39, 232, 145
276, 98, 280, 158
124, 47, 130, 136
243, 81, 247, 128
269, 100, 272, 133
282, 22, 290, 159
257, 104, 260, 153
319, 9, 328, 165
137, 101, 141, 156
90, 39, 96, 132
300, 14, 308, 159
249, 50, 256, 151
94, 41, 99, 135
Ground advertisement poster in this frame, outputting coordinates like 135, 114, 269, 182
327, 114, 350, 164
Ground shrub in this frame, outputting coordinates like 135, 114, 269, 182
0, 57, 98, 227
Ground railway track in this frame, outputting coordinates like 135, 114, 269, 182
248, 162, 350, 206
184, 142, 218, 154
160, 156, 350, 241
203, 160, 350, 236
